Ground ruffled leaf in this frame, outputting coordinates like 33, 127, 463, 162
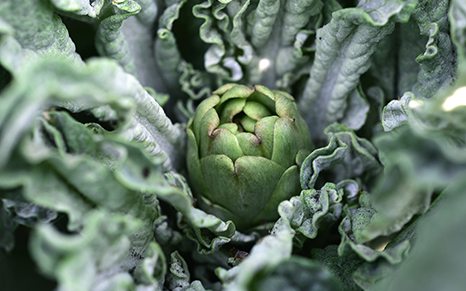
410, 0, 457, 99
381, 92, 413, 131
300, 124, 381, 190
218, 218, 295, 291
30, 210, 148, 291
373, 175, 466, 290
298, 1, 415, 143
362, 125, 466, 242
278, 183, 344, 241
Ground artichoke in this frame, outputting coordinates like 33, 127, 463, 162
186, 84, 313, 230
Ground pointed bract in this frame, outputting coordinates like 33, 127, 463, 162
187, 85, 313, 229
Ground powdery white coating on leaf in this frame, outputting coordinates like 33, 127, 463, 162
450, 0, 466, 59
411, 0, 457, 99
300, 124, 380, 190
249, 0, 280, 49
381, 92, 413, 131
278, 183, 344, 240
49, 0, 104, 17
1, 0, 466, 290
298, 0, 415, 143
221, 218, 295, 291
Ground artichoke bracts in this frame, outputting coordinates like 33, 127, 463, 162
187, 84, 313, 230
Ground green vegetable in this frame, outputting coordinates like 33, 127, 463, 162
186, 84, 312, 229
1, 0, 466, 290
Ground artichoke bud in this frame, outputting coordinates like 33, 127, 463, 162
186, 84, 313, 230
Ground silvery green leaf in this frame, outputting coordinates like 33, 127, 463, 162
278, 183, 343, 241
362, 125, 466, 242
339, 86, 370, 131
153, 215, 184, 248
396, 18, 429, 95
0, 0, 81, 63
193, 0, 324, 90
311, 245, 364, 291
163, 172, 236, 254
402, 67, 466, 161
38, 111, 232, 253
50, 0, 104, 17
133, 242, 167, 288
2, 199, 57, 228
298, 1, 416, 143
362, 86, 385, 136
0, 53, 185, 170
0, 57, 133, 168
0, 199, 17, 252
118, 0, 160, 90
337, 193, 410, 264
30, 210, 153, 291
16, 112, 161, 238
355, 188, 448, 289
381, 92, 413, 131
166, 251, 190, 291
166, 251, 207, 291
246, 256, 342, 291
275, 30, 315, 89
248, 0, 281, 49
366, 0, 455, 104
300, 124, 381, 190
368, 18, 424, 100
410, 0, 457, 99
352, 260, 396, 291
0, 1, 81, 75
194, 0, 236, 81
381, 64, 466, 161
279, 0, 323, 46
95, 1, 141, 76
154, 0, 186, 91
373, 174, 466, 291
450, 0, 466, 60
1, 0, 465, 289
219, 218, 294, 291
0, 110, 175, 290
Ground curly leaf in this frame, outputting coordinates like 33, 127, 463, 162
278, 183, 343, 240
154, 0, 186, 90
0, 0, 81, 74
30, 210, 153, 291
0, 0, 81, 60
338, 194, 410, 264
49, 0, 104, 17
133, 242, 167, 288
381, 91, 413, 131
118, 0, 163, 91
95, 1, 141, 75
193, 0, 324, 90
0, 55, 185, 171
298, 1, 415, 142
362, 125, 466, 242
218, 218, 294, 291
373, 174, 466, 290
163, 173, 237, 254
410, 0, 457, 99
367, 18, 422, 100
1, 199, 56, 228
300, 124, 381, 190
167, 251, 207, 291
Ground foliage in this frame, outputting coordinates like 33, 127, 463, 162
1, 0, 466, 290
